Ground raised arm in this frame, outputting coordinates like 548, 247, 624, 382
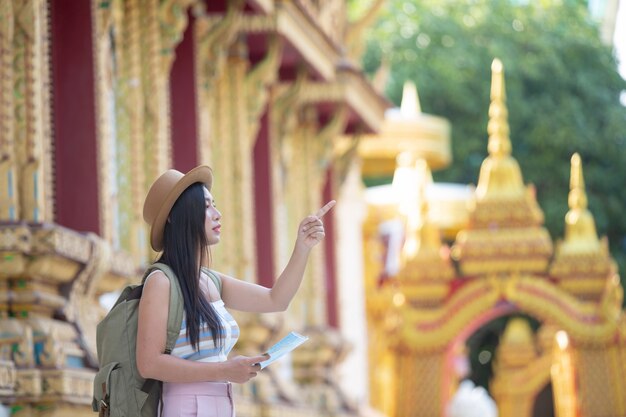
136, 271, 267, 383
220, 200, 336, 313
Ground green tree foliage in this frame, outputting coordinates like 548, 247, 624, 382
360, 0, 626, 287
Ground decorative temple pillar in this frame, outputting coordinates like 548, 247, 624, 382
194, 3, 244, 277
574, 343, 626, 417
117, 0, 147, 261
396, 353, 445, 417
92, 0, 145, 259
0, 1, 137, 415
195, 27, 279, 281
93, 0, 192, 257
93, 0, 189, 258
286, 104, 324, 325
92, 0, 119, 245
240, 35, 281, 282
270, 99, 349, 328
268, 74, 305, 324
0, 0, 17, 221
141, 0, 181, 180
225, 35, 257, 282
11, 0, 53, 224
200, 37, 246, 277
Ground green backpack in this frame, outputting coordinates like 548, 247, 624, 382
92, 263, 222, 417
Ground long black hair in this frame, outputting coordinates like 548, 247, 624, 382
157, 182, 223, 351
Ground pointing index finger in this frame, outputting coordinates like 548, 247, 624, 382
315, 200, 336, 218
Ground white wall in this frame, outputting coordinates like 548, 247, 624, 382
336, 159, 370, 404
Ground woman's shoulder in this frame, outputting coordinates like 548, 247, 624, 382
143, 269, 171, 291
200, 267, 223, 297
200, 266, 219, 274
201, 267, 223, 281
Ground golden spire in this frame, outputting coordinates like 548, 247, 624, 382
487, 59, 511, 158
568, 153, 587, 209
475, 58, 524, 199
561, 153, 600, 254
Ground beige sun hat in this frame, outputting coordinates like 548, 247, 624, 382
143, 165, 213, 251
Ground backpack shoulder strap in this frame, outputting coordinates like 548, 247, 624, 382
201, 267, 222, 295
143, 263, 184, 354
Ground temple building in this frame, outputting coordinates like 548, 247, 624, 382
1, 1, 625, 417
0, 1, 387, 416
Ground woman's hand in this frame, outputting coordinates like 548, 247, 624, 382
216, 201, 337, 314
221, 354, 268, 383
295, 200, 336, 250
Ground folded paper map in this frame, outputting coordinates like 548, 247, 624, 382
259, 331, 309, 369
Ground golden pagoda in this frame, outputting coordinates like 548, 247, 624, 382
550, 153, 617, 301
453, 59, 553, 276
363, 59, 626, 417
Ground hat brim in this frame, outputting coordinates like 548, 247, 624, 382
150, 165, 213, 252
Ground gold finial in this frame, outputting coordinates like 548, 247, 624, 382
487, 58, 511, 157
561, 153, 600, 254
490, 59, 504, 97
400, 81, 421, 117
568, 153, 587, 210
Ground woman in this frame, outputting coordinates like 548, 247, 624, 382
136, 165, 335, 416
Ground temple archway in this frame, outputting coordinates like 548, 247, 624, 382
441, 277, 573, 417
386, 272, 622, 417
443, 306, 556, 417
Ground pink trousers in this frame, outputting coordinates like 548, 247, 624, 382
161, 381, 235, 417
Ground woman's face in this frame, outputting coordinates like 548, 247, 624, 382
204, 187, 222, 245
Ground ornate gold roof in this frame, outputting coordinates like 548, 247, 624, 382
357, 81, 452, 178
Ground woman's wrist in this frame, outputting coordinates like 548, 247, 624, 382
208, 360, 227, 382
294, 240, 312, 256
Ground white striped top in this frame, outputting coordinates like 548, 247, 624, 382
145, 270, 239, 362
170, 299, 239, 362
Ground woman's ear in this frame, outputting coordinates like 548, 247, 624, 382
166, 217, 171, 224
